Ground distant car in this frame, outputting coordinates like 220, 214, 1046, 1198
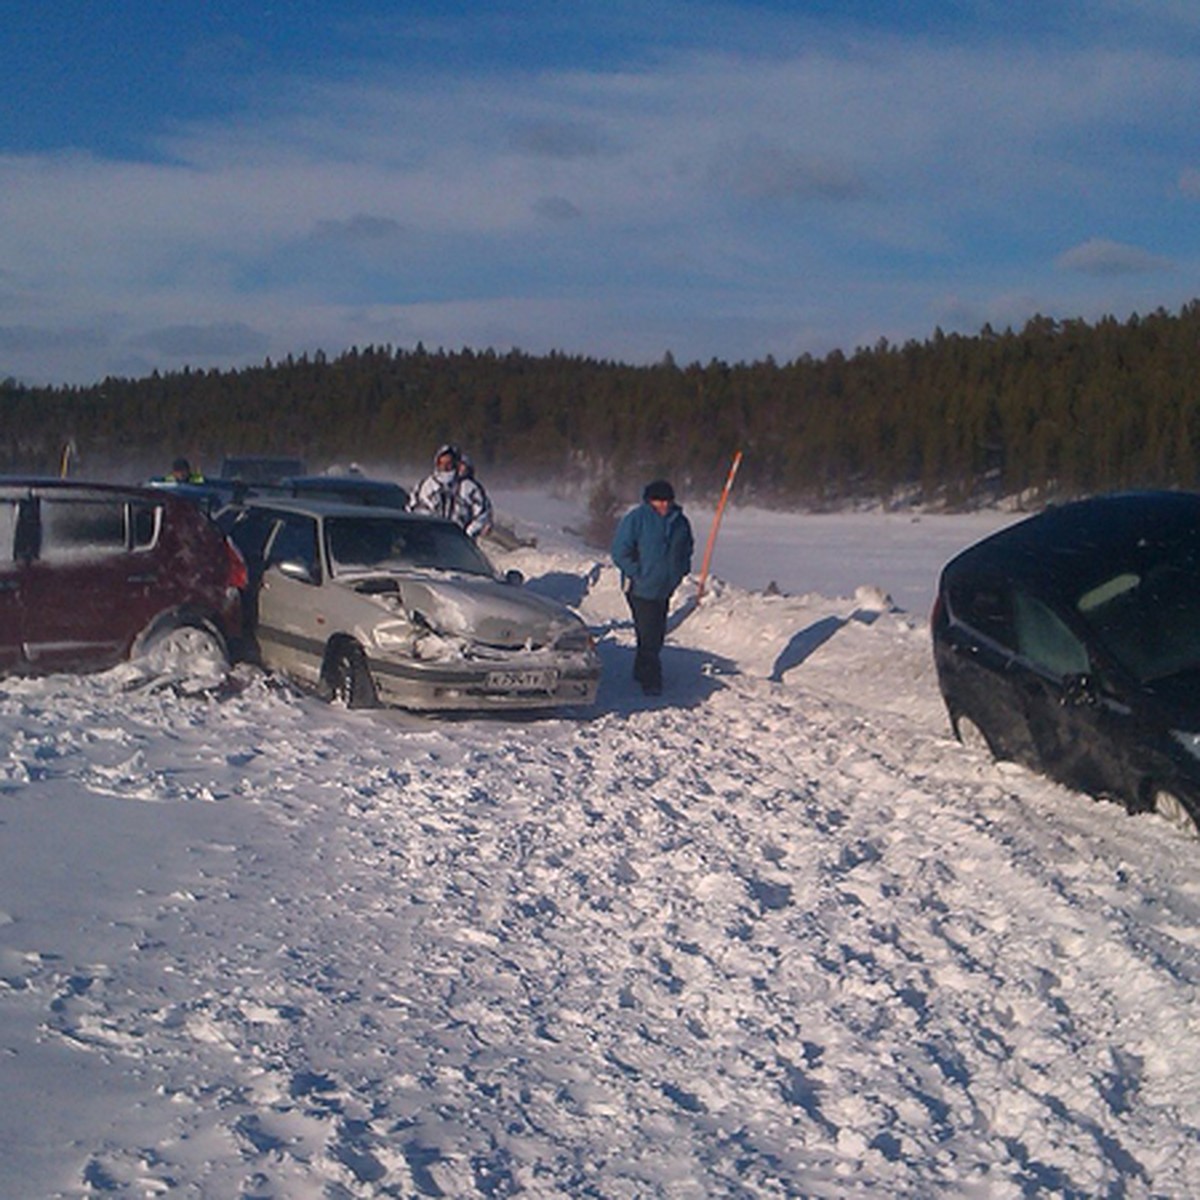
0, 479, 245, 677
932, 491, 1200, 837
219, 455, 306, 484
148, 470, 408, 514
276, 475, 410, 509
221, 497, 599, 711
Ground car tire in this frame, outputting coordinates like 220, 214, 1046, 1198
955, 715, 995, 759
136, 621, 229, 675
326, 642, 378, 709
1151, 787, 1200, 839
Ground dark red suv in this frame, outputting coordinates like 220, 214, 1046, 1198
1, 479, 245, 677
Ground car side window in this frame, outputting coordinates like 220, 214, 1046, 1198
267, 515, 321, 583
13, 500, 38, 560
130, 502, 160, 550
38, 499, 127, 561
950, 578, 1015, 650
1014, 590, 1090, 677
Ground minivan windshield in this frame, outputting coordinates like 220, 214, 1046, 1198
1075, 549, 1200, 684
326, 515, 492, 578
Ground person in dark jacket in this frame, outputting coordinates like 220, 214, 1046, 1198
165, 456, 204, 483
611, 479, 694, 695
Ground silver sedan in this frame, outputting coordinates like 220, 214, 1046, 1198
223, 498, 599, 711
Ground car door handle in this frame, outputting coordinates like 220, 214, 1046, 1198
126, 572, 158, 584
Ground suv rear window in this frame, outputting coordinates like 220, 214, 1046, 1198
37, 498, 159, 561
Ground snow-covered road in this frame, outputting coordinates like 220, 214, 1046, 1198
3, 502, 1200, 1197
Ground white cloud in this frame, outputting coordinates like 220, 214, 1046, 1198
3, 13, 1200, 384
1055, 238, 1170, 276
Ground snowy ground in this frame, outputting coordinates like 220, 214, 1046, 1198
4, 493, 1200, 1198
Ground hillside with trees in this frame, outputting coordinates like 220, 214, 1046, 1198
4, 301, 1200, 507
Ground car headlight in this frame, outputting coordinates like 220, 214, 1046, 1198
556, 627, 595, 653
372, 621, 413, 652
1172, 730, 1200, 761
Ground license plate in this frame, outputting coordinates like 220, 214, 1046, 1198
485, 668, 559, 692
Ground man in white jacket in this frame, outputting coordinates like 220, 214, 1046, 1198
408, 444, 491, 539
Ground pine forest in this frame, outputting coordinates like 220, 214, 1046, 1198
4, 302, 1200, 508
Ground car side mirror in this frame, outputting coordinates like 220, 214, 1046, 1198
503, 568, 524, 586
272, 558, 319, 585
1062, 673, 1099, 708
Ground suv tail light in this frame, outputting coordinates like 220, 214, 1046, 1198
225, 538, 249, 590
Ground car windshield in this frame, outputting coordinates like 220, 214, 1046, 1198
1075, 548, 1200, 684
326, 515, 492, 578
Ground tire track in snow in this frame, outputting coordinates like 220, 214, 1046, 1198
5, 632, 1200, 1194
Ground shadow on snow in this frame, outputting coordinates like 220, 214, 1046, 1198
769, 608, 882, 682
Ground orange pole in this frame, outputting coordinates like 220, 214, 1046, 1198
696, 450, 742, 602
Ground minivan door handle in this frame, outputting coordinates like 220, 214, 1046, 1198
126, 572, 158, 585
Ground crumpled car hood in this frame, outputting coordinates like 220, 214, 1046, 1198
349, 573, 581, 647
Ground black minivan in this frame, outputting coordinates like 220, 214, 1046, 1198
932, 491, 1200, 837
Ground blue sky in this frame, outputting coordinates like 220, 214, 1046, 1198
3, 0, 1199, 386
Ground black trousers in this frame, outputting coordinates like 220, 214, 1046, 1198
627, 593, 669, 688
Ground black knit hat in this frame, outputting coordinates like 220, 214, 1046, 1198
643, 479, 675, 502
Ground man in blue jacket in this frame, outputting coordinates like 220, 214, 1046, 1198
611, 479, 694, 695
